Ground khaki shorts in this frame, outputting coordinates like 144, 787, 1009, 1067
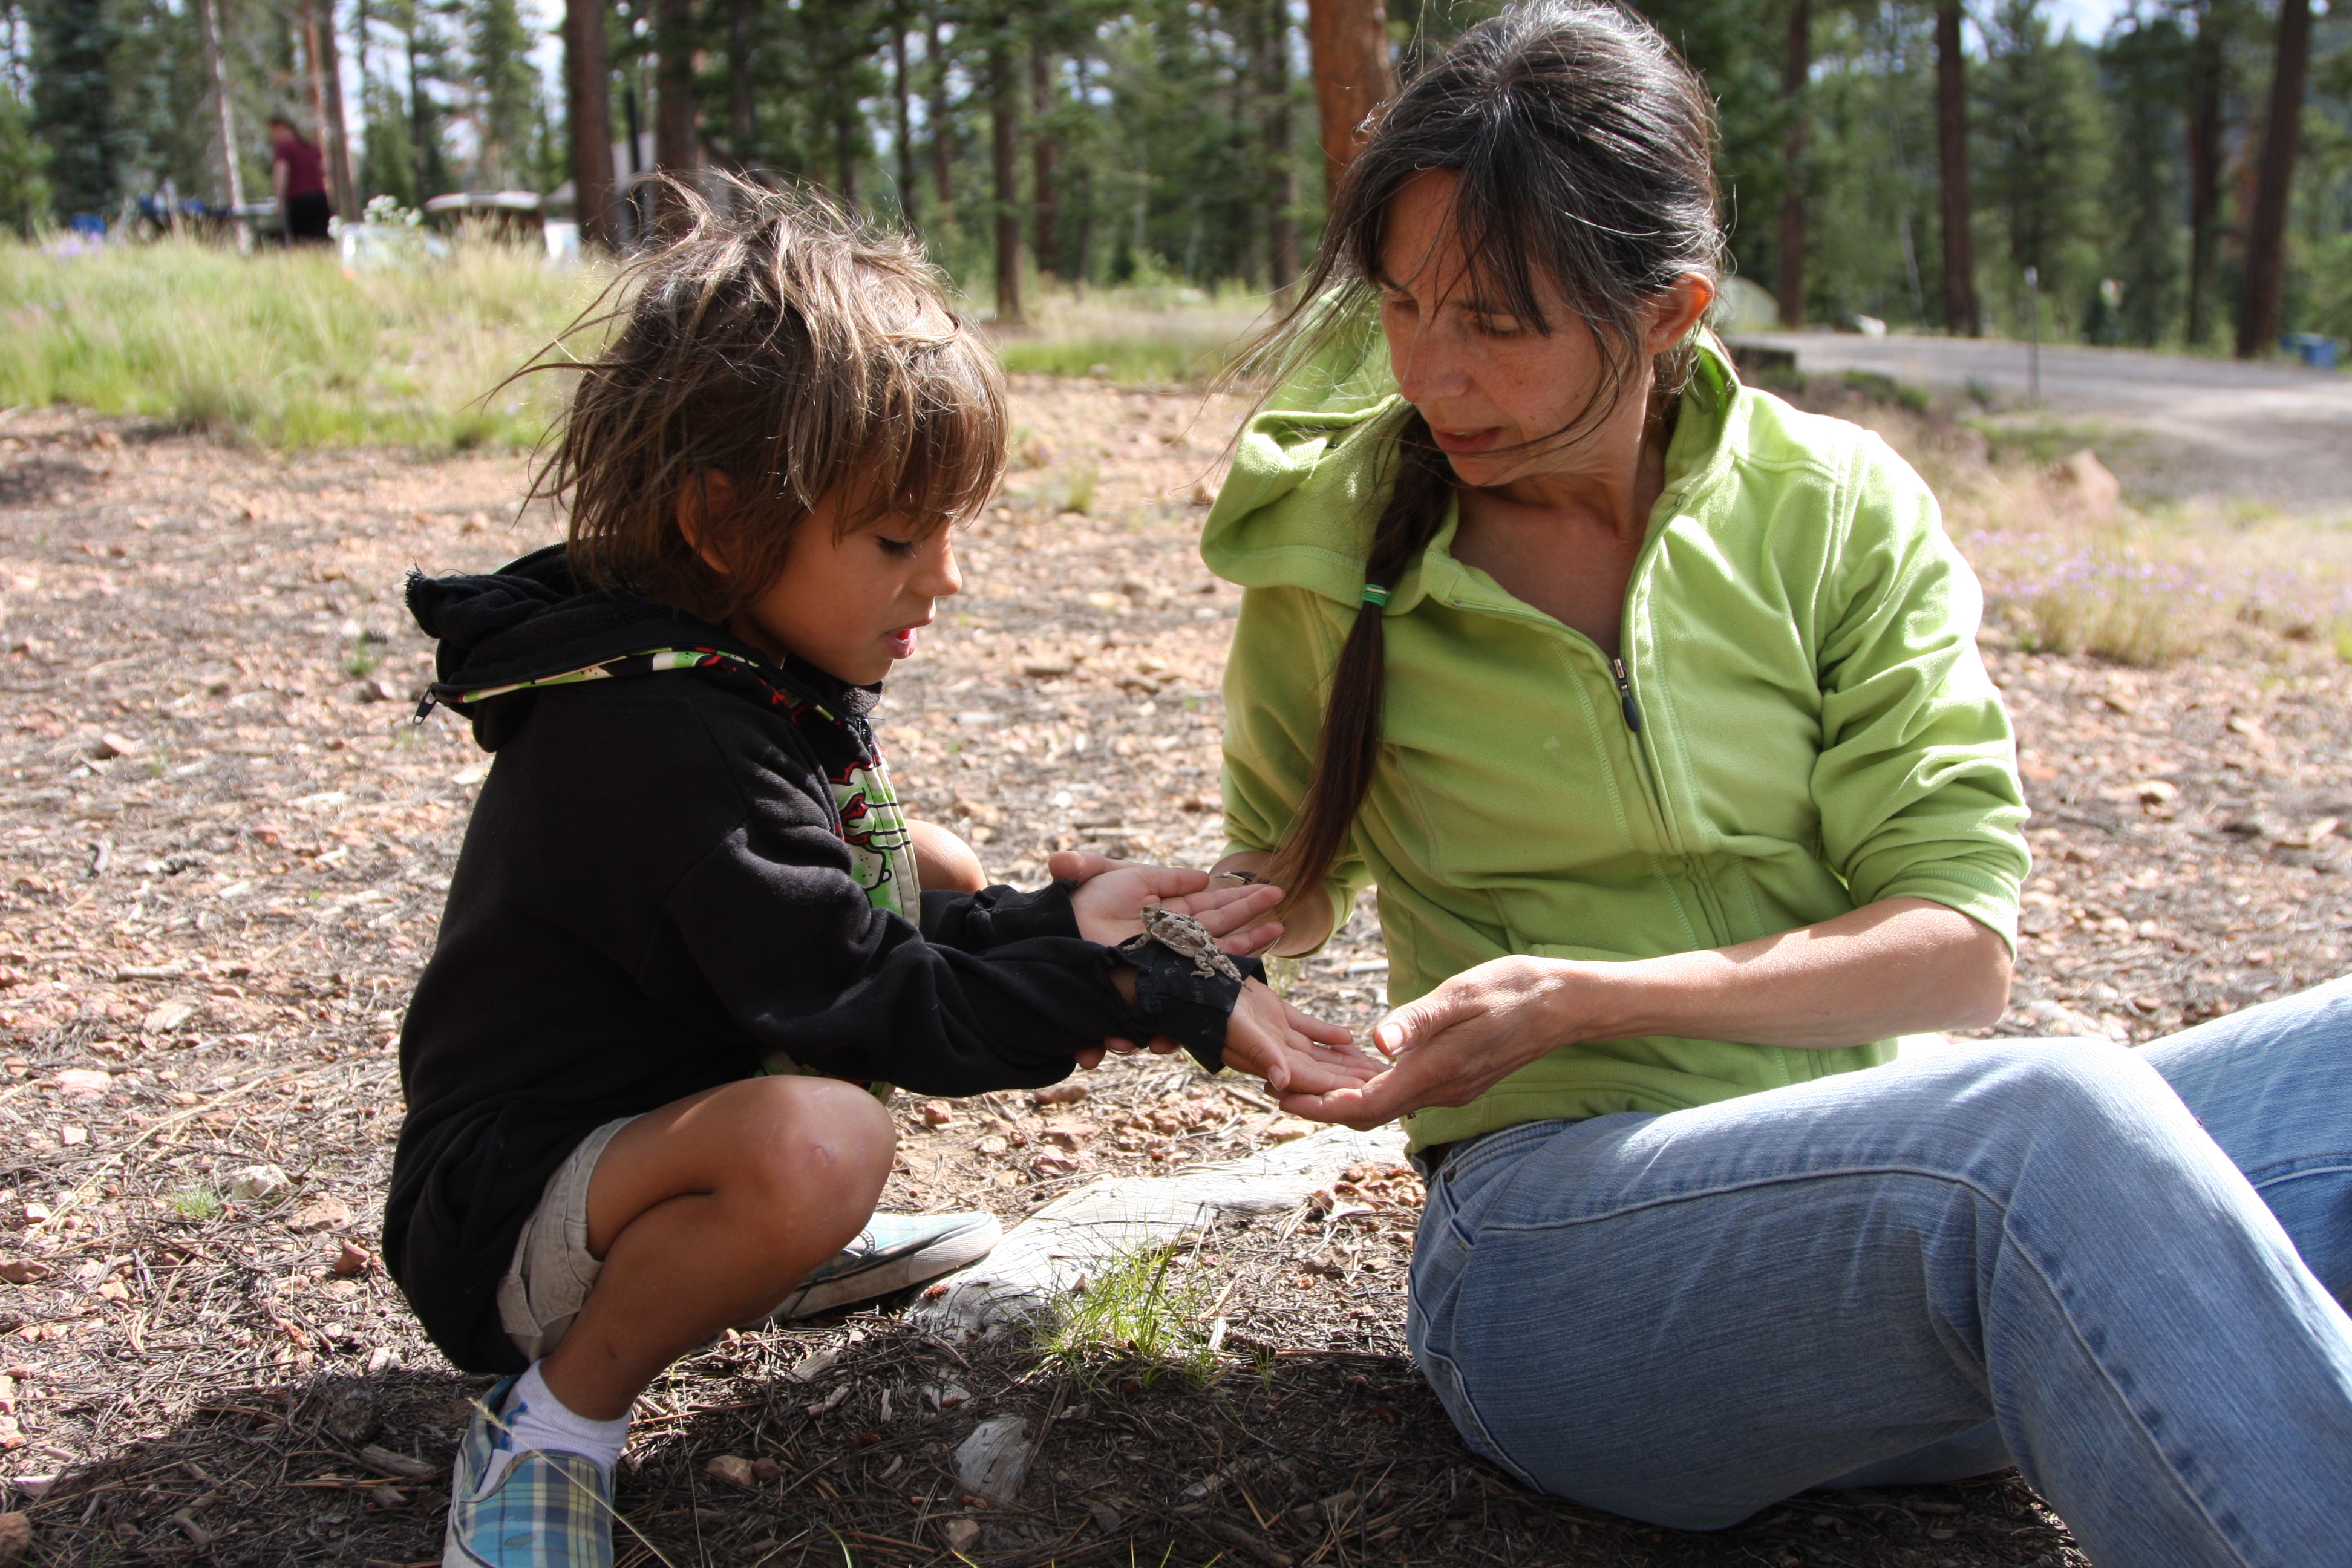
495, 1116, 638, 1364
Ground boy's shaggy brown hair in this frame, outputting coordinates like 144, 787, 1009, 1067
534, 176, 1006, 625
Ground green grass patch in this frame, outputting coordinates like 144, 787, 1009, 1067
168, 1183, 223, 1222
1973, 414, 2118, 467
0, 237, 608, 449
986, 284, 1273, 386
1040, 1243, 1219, 1387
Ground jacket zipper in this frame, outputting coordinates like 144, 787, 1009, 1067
1610, 658, 1642, 732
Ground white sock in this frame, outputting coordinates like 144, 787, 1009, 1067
479, 1360, 631, 1492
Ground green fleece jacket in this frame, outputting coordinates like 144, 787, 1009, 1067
1207, 339, 2030, 1149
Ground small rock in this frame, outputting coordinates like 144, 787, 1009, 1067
953, 1414, 1034, 1503
0, 1511, 28, 1567
0, 1262, 51, 1287
920, 1101, 955, 1128
940, 1517, 982, 1552
1263, 1118, 1319, 1144
359, 678, 407, 704
750, 1456, 784, 1481
1031, 1083, 1088, 1107
331, 1240, 373, 1276
784, 1347, 839, 1383
2134, 779, 2178, 808
976, 1135, 1008, 1156
226, 1163, 292, 1201
142, 1000, 197, 1035
56, 1127, 84, 1148
2047, 449, 2122, 519
704, 1454, 757, 1489
53, 1068, 110, 1097
311, 1377, 381, 1445
287, 1194, 353, 1233
91, 733, 136, 760
1039, 1123, 1097, 1149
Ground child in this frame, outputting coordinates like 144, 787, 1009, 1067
388, 179, 1373, 1568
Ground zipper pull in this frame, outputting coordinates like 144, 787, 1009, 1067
1611, 657, 1642, 732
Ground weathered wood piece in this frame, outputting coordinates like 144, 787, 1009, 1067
910, 1122, 1409, 1342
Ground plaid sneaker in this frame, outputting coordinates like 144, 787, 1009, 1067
442, 1376, 616, 1568
762, 1211, 1002, 1321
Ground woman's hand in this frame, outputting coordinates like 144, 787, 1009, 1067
1053, 850, 1287, 956
1221, 982, 1380, 1096
1277, 955, 1575, 1129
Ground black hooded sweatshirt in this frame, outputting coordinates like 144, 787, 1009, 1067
388, 546, 1252, 1374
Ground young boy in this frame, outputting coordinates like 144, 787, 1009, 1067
388, 180, 1371, 1568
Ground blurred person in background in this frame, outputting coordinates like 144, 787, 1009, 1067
268, 114, 332, 246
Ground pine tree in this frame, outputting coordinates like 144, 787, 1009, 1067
470, 0, 540, 187
2100, 4, 2187, 345
27, 0, 117, 216
1976, 0, 2109, 337
0, 80, 51, 232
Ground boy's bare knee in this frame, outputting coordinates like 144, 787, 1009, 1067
909, 818, 987, 894
734, 1076, 895, 1200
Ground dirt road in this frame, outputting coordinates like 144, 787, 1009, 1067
1731, 332, 2352, 511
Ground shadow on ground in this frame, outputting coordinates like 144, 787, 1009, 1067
20, 1317, 2079, 1566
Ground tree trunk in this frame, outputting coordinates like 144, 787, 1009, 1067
654, 0, 700, 181
836, 100, 861, 207
1304, 0, 1392, 189
1259, 0, 1298, 295
407, 23, 437, 200
990, 33, 1022, 324
1933, 0, 1977, 337
313, 0, 357, 218
2235, 0, 2307, 359
2183, 8, 2224, 348
1775, 0, 1810, 329
197, 0, 244, 210
1030, 44, 1057, 278
566, 0, 615, 247
927, 5, 953, 207
300, 3, 330, 165
728, 0, 755, 164
891, 13, 916, 223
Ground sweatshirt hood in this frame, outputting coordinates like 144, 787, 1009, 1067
1199, 333, 1744, 614
407, 544, 878, 750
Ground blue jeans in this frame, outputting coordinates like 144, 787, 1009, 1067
1407, 978, 2352, 1567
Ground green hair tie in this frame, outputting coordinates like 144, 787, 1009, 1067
1361, 583, 1391, 608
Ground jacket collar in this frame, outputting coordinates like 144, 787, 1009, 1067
1201, 333, 1745, 617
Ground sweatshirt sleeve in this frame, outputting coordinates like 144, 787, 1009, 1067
656, 752, 1249, 1093
1809, 436, 2030, 949
1218, 583, 1372, 946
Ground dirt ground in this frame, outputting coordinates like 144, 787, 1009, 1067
0, 377, 2344, 1566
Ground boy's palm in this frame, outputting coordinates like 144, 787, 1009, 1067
1057, 854, 1285, 956
1222, 982, 1379, 1097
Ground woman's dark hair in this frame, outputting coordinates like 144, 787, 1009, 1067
1244, 0, 1722, 909
528, 174, 1005, 625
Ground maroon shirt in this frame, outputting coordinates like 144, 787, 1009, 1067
273, 135, 327, 198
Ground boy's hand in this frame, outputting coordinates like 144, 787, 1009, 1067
1219, 982, 1379, 1097
1054, 851, 1285, 957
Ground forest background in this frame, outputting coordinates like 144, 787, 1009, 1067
0, 0, 2348, 365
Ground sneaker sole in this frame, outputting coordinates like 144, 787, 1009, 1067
767, 1215, 1003, 1321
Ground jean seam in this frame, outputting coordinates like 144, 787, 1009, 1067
1472, 1161, 2016, 1233
2241, 1155, 2352, 1192
2002, 1226, 2259, 1568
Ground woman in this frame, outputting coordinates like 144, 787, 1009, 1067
1208, 5, 2352, 1563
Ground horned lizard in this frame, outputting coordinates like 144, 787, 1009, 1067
1138, 902, 1243, 982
